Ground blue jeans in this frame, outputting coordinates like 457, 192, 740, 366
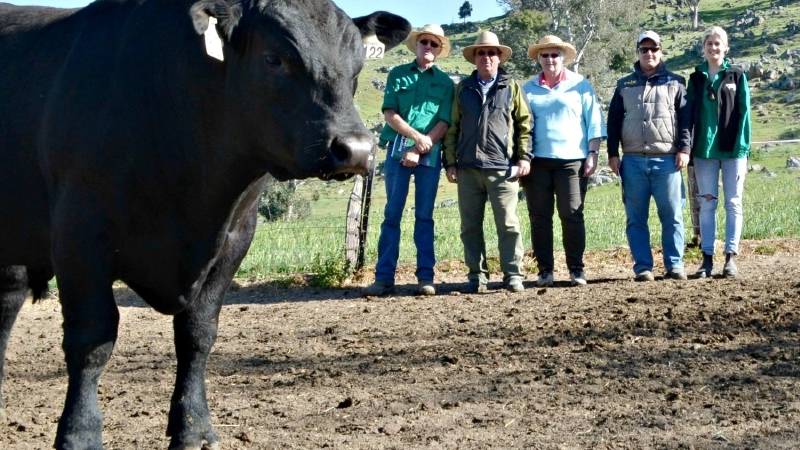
693, 157, 747, 255
621, 154, 685, 274
374, 155, 441, 284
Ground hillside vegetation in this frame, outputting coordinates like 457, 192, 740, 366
356, 0, 800, 141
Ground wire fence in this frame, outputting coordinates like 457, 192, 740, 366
237, 142, 800, 279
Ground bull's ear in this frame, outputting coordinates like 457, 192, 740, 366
190, 0, 243, 40
352, 11, 411, 51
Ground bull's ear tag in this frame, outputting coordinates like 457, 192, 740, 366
204, 17, 224, 62
362, 34, 385, 59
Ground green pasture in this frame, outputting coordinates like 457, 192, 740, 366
239, 0, 800, 280
238, 146, 800, 279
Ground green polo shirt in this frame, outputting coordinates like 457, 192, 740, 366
690, 60, 751, 160
378, 62, 454, 149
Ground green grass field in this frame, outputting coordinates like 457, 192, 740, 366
238, 146, 800, 280
238, 0, 800, 281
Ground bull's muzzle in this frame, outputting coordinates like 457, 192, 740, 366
325, 134, 373, 180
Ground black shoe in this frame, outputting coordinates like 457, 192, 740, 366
569, 271, 587, 286
723, 253, 738, 278
695, 253, 713, 278
467, 281, 488, 294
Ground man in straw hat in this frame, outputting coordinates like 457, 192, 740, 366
521, 35, 606, 288
606, 30, 692, 282
443, 31, 531, 294
364, 24, 454, 297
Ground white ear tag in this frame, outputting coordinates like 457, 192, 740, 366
362, 33, 385, 59
204, 17, 224, 62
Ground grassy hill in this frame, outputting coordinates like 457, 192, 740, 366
355, 0, 799, 141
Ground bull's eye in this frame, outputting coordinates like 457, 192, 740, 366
263, 52, 281, 67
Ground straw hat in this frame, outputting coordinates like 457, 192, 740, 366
405, 24, 451, 58
462, 31, 512, 64
527, 35, 577, 64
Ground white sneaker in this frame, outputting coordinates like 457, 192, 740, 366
569, 271, 587, 286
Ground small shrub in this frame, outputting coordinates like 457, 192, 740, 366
308, 253, 350, 288
753, 244, 777, 256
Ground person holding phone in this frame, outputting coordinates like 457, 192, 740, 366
443, 31, 532, 293
364, 24, 454, 296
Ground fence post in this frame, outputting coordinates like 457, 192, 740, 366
345, 147, 377, 271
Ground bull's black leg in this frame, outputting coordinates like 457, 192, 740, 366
50, 210, 118, 450
54, 271, 118, 450
0, 266, 28, 421
167, 202, 260, 450
167, 288, 223, 450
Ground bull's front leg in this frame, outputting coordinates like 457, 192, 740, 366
51, 204, 119, 450
167, 188, 260, 450
53, 271, 118, 450
167, 289, 223, 450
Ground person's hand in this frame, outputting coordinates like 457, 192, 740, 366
414, 134, 433, 154
516, 160, 530, 178
583, 152, 598, 177
675, 151, 689, 170
608, 156, 620, 176
402, 150, 420, 167
446, 166, 458, 183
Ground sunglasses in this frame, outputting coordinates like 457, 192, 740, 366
539, 53, 561, 59
477, 49, 499, 57
418, 39, 440, 49
638, 46, 661, 54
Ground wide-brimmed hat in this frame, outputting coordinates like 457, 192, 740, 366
462, 31, 512, 64
527, 35, 577, 64
405, 24, 451, 58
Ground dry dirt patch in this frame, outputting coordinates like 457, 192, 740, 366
2, 240, 799, 448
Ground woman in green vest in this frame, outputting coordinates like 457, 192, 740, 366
688, 26, 751, 278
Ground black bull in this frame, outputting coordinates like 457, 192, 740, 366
0, 0, 409, 448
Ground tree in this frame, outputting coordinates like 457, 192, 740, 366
495, 0, 646, 97
459, 1, 473, 23
258, 177, 310, 222
495, 10, 550, 77
687, 0, 701, 29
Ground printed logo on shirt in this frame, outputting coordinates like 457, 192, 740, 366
724, 83, 737, 92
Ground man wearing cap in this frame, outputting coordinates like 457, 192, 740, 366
522, 35, 606, 288
364, 24, 454, 297
606, 30, 692, 282
443, 31, 531, 294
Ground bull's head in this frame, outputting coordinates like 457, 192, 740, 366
190, 0, 410, 181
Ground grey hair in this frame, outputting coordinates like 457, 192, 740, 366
703, 26, 729, 49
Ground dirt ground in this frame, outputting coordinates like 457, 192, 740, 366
2, 239, 799, 449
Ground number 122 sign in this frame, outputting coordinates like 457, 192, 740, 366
362, 34, 385, 59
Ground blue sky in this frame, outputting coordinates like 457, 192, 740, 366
6, 1, 507, 27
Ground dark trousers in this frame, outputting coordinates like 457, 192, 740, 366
521, 157, 587, 274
